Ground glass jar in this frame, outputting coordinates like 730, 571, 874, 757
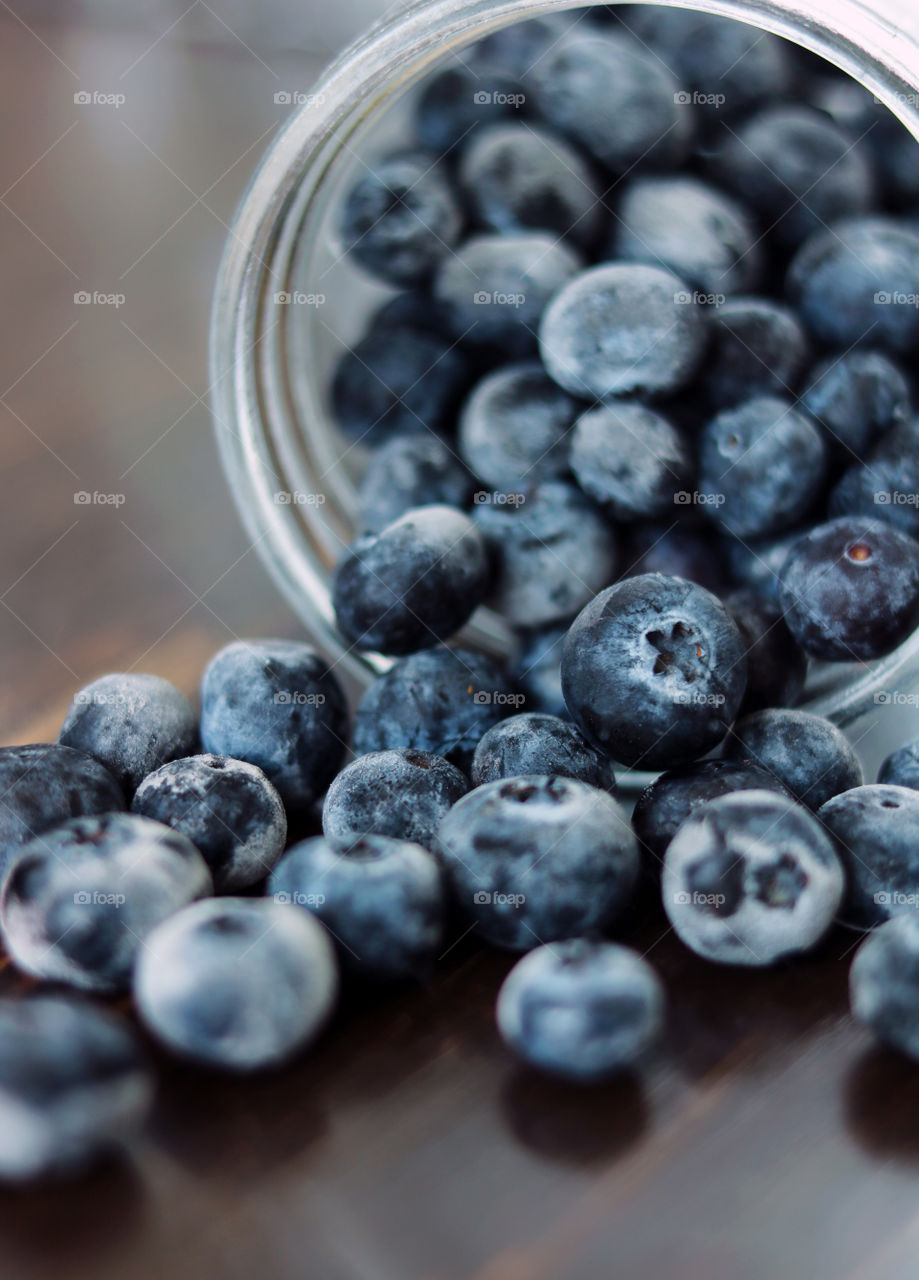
210, 0, 919, 780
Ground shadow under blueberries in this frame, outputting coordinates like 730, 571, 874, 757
846, 1043, 919, 1162
501, 1067, 648, 1168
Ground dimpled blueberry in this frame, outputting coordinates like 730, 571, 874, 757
496, 939, 665, 1081
330, 324, 468, 445
707, 106, 875, 248
458, 362, 580, 491
0, 813, 212, 993
352, 646, 515, 772
778, 517, 919, 661
438, 776, 639, 950
458, 123, 602, 247
830, 420, 919, 540
570, 402, 691, 521
697, 395, 826, 540
801, 350, 910, 459
820, 785, 919, 930
322, 749, 468, 850
269, 834, 444, 981
338, 152, 462, 288
200, 640, 349, 811
59, 673, 197, 797
725, 709, 862, 811
632, 758, 791, 872
561, 574, 747, 770
787, 217, 919, 353
878, 739, 919, 790
539, 264, 707, 400
471, 713, 615, 792
0, 996, 153, 1181
473, 481, 617, 629
131, 754, 286, 892
663, 790, 844, 966
134, 897, 338, 1071
512, 624, 567, 719
703, 298, 809, 410
530, 31, 690, 172
332, 505, 489, 656
435, 233, 582, 358
621, 522, 731, 598
414, 63, 527, 154
0, 744, 124, 878
612, 176, 761, 296
851, 914, 919, 1059
724, 592, 808, 715
357, 434, 474, 534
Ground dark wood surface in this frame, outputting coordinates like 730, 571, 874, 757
4, 10, 919, 1280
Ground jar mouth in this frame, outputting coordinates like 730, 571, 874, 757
210, 0, 919, 788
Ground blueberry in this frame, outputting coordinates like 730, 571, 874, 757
414, 64, 527, 154
435, 233, 582, 358
512, 624, 568, 719
357, 433, 474, 533
777, 517, 919, 661
437, 776, 638, 950
830, 420, 919, 540
134, 897, 338, 1071
697, 395, 826, 539
621, 521, 731, 598
471, 713, 615, 792
801, 350, 910, 459
707, 106, 875, 248
268, 834, 444, 981
569, 402, 691, 521
632, 757, 791, 872
458, 123, 602, 247
529, 31, 691, 172
338, 151, 463, 287
703, 298, 810, 410
539, 264, 707, 400
663, 790, 844, 965
330, 324, 468, 445
819, 784, 919, 929
322, 749, 468, 850
850, 914, 919, 1059
332, 505, 489, 656
59, 673, 197, 797
724, 592, 808, 714
724, 525, 807, 605
561, 574, 747, 770
0, 743, 124, 877
200, 640, 349, 811
352, 645, 515, 772
725, 709, 862, 811
131, 754, 287, 892
496, 939, 664, 1081
0, 813, 212, 993
0, 996, 152, 1181
787, 217, 919, 353
473, 481, 617, 629
611, 176, 761, 296
471, 15, 573, 77
458, 361, 580, 491
878, 739, 919, 790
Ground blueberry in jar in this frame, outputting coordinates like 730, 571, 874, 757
724, 709, 863, 811
569, 402, 691, 521
357, 433, 474, 534
703, 298, 809, 411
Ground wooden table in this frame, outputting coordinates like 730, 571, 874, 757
3, 10, 919, 1280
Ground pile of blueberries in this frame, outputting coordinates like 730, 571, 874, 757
5, 6, 919, 1183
